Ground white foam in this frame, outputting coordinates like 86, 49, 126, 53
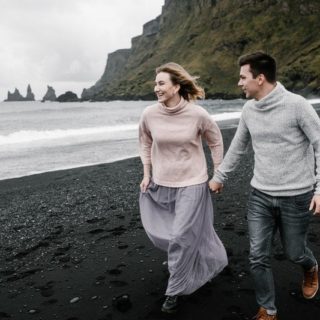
0, 124, 138, 146
0, 113, 243, 146
309, 98, 320, 105
211, 112, 241, 121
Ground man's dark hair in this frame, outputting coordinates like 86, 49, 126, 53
238, 51, 276, 83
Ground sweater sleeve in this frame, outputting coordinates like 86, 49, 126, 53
139, 112, 153, 165
296, 100, 320, 194
202, 113, 224, 171
212, 111, 251, 184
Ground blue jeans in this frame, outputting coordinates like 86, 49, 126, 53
247, 188, 317, 314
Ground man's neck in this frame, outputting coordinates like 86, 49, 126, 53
255, 82, 277, 101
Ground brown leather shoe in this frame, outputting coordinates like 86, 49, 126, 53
253, 307, 277, 320
302, 265, 319, 299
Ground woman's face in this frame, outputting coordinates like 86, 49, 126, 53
154, 72, 180, 104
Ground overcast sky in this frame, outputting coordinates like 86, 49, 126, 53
0, 0, 164, 101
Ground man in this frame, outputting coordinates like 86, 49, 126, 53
210, 52, 320, 320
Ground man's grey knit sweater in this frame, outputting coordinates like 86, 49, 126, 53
213, 82, 320, 196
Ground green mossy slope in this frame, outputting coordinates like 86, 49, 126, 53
82, 0, 320, 100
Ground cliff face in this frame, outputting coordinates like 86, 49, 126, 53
82, 49, 131, 100
82, 0, 320, 100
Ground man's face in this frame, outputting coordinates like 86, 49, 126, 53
238, 64, 260, 99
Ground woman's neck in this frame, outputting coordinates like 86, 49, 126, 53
164, 94, 181, 108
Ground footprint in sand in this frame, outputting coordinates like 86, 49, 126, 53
223, 223, 235, 231
112, 294, 132, 312
107, 268, 122, 275
41, 298, 58, 305
86, 217, 106, 224
109, 280, 128, 287
36, 281, 56, 298
117, 242, 128, 249
88, 228, 105, 235
54, 244, 71, 256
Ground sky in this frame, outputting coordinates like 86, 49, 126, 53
0, 0, 164, 101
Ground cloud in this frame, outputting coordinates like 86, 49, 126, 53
0, 0, 164, 100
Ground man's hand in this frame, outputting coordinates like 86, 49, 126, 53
140, 176, 151, 193
309, 195, 320, 216
209, 180, 223, 194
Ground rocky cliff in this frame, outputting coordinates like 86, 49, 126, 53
82, 0, 320, 101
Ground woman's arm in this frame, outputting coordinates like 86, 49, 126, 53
139, 113, 153, 192
202, 114, 224, 173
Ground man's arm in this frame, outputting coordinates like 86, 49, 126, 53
297, 100, 320, 215
210, 113, 251, 192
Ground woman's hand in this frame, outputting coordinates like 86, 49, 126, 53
140, 176, 151, 192
209, 179, 223, 194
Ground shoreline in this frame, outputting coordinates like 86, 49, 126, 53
2, 101, 319, 182
1, 126, 319, 319
0, 118, 240, 183
0, 155, 140, 183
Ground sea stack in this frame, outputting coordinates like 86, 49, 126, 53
56, 91, 79, 102
42, 85, 57, 102
5, 88, 24, 101
25, 84, 35, 101
4, 85, 35, 102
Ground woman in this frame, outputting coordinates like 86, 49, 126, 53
139, 62, 227, 313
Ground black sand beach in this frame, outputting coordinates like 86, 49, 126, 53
0, 126, 320, 320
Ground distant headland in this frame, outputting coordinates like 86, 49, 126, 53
81, 0, 320, 101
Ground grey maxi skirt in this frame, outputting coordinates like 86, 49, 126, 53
139, 180, 228, 296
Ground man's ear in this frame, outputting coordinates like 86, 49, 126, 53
258, 74, 265, 86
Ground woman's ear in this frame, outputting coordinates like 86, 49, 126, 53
174, 84, 181, 94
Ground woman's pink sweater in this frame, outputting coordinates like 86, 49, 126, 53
139, 97, 223, 187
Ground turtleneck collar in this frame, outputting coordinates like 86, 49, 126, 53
159, 96, 189, 114
253, 82, 285, 109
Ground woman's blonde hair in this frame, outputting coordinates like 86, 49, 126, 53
156, 62, 205, 101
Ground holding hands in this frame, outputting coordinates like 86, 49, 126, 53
309, 195, 320, 216
209, 179, 223, 194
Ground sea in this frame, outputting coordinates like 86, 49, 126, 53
1, 98, 320, 181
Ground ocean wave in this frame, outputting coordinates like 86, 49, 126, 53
309, 98, 320, 105
211, 112, 241, 121
0, 124, 138, 146
0, 112, 243, 146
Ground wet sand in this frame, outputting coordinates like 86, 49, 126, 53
0, 126, 319, 320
